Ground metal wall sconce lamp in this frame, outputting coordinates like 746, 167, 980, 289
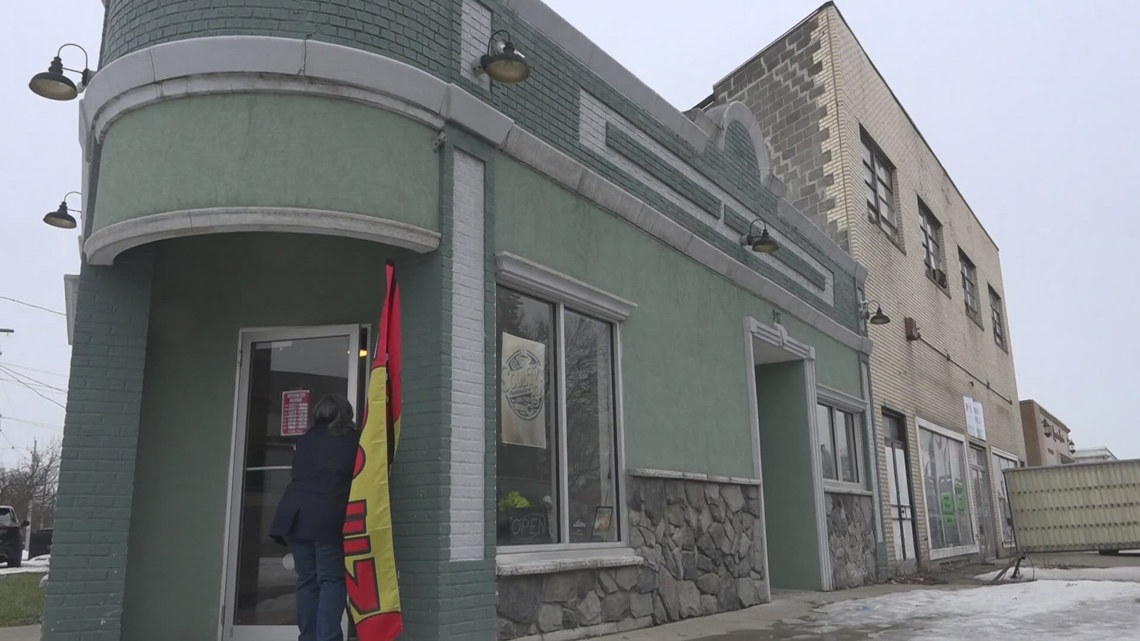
741, 219, 779, 253
1068, 440, 1076, 455
43, 192, 82, 229
859, 299, 891, 325
29, 44, 93, 101
1042, 419, 1053, 438
475, 30, 530, 84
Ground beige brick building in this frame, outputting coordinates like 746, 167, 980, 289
703, 2, 1025, 576
1020, 400, 1076, 467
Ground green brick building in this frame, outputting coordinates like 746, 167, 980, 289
46, 1, 882, 639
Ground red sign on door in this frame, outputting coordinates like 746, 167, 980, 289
281, 390, 311, 436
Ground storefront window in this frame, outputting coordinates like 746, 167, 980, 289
817, 404, 861, 484
497, 288, 620, 547
919, 427, 975, 553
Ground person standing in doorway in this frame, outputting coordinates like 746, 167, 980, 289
271, 393, 361, 641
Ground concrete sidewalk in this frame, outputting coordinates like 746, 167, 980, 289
0, 626, 36, 641
593, 552, 1140, 641
589, 581, 965, 641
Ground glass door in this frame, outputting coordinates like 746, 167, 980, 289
223, 326, 364, 640
969, 446, 995, 560
883, 412, 916, 567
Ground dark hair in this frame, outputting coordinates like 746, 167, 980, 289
312, 393, 356, 436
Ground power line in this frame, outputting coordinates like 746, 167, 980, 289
1, 363, 68, 379
0, 425, 20, 451
0, 365, 68, 393
0, 372, 66, 409
0, 416, 63, 432
0, 295, 65, 316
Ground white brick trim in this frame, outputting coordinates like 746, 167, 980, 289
448, 151, 487, 561
459, 0, 492, 91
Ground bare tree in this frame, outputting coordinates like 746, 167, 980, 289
0, 439, 61, 530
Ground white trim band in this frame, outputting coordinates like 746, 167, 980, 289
84, 207, 441, 265
627, 467, 762, 486
496, 252, 637, 322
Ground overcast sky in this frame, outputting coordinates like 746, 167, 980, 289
1, 1, 1137, 469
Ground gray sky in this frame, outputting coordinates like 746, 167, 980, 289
1, 1, 1137, 468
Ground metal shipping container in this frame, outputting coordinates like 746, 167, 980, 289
1003, 459, 1140, 553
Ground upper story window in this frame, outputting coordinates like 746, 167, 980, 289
860, 131, 898, 240
919, 200, 946, 287
959, 249, 981, 325
989, 286, 1007, 351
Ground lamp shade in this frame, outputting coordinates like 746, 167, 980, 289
29, 57, 78, 101
43, 202, 78, 229
868, 306, 891, 325
481, 43, 530, 83
748, 229, 780, 253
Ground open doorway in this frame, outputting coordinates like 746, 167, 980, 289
745, 320, 831, 595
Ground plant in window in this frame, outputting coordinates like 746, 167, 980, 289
498, 491, 531, 512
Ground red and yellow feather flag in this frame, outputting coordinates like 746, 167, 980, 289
344, 260, 403, 640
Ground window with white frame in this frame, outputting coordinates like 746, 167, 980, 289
496, 286, 621, 547
919, 200, 945, 284
918, 423, 976, 557
860, 130, 898, 239
959, 249, 982, 325
816, 403, 862, 484
989, 286, 1007, 351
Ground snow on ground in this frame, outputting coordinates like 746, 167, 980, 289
977, 565, 1140, 583
0, 555, 49, 576
798, 580, 1140, 641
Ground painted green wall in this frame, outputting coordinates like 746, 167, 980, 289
122, 233, 447, 640
493, 156, 862, 479
754, 361, 822, 590
94, 94, 440, 233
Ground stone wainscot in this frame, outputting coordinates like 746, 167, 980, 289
497, 470, 768, 640
825, 492, 878, 589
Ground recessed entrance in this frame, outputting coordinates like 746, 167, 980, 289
746, 319, 830, 594
222, 325, 365, 640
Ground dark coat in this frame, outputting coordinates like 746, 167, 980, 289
270, 423, 360, 545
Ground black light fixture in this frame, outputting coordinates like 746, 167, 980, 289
477, 30, 530, 84
43, 191, 82, 229
1042, 419, 1053, 438
1068, 440, 1076, 455
29, 44, 92, 101
859, 299, 891, 325
742, 218, 780, 253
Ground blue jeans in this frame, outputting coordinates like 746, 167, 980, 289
289, 538, 346, 641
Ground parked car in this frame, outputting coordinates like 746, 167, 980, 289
0, 505, 30, 568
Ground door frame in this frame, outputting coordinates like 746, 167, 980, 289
219, 325, 364, 641
882, 409, 917, 567
969, 444, 996, 560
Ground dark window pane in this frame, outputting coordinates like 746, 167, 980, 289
497, 288, 560, 545
564, 311, 619, 543
817, 404, 836, 480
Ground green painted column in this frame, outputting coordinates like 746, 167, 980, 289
42, 248, 154, 641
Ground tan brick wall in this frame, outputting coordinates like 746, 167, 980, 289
717, 4, 1026, 572
1020, 400, 1074, 466
826, 4, 1023, 568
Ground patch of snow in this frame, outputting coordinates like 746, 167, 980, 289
0, 555, 50, 576
807, 581, 1140, 641
977, 566, 1140, 583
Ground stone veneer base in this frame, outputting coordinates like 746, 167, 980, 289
496, 474, 768, 640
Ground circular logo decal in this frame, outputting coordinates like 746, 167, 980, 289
502, 348, 545, 420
